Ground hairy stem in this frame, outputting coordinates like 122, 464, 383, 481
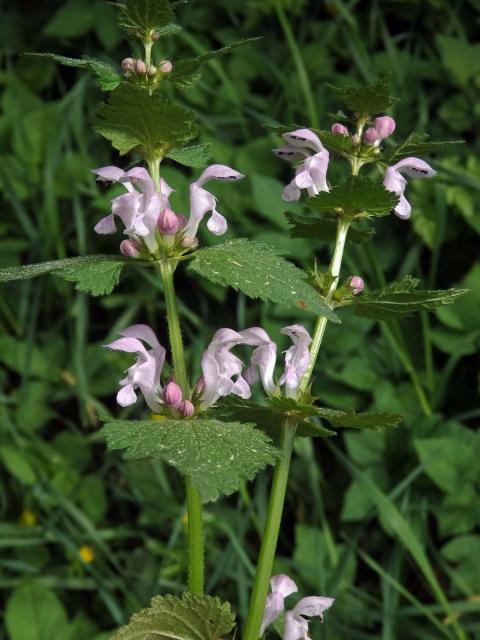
242, 420, 297, 640
157, 260, 204, 594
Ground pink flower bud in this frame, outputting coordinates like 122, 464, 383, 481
146, 65, 157, 78
135, 59, 147, 75
349, 276, 365, 295
120, 239, 140, 258
179, 400, 195, 417
151, 32, 160, 42
364, 127, 379, 145
351, 133, 361, 146
160, 60, 173, 74
158, 208, 182, 235
121, 58, 135, 74
331, 123, 349, 136
181, 234, 199, 249
163, 381, 183, 407
194, 377, 205, 396
374, 116, 396, 139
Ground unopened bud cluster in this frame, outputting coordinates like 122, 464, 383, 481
331, 115, 396, 147
162, 380, 201, 418
121, 57, 173, 83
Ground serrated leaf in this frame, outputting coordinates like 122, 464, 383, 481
306, 177, 398, 218
327, 74, 397, 115
24, 53, 121, 91
314, 407, 402, 430
94, 83, 198, 159
101, 418, 279, 502
166, 143, 211, 167
189, 239, 338, 321
317, 129, 353, 155
169, 38, 261, 89
0, 255, 128, 283
384, 132, 464, 164
111, 592, 235, 640
115, 0, 176, 38
286, 212, 375, 244
56, 260, 126, 296
350, 276, 469, 321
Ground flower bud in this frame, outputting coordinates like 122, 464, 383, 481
135, 59, 147, 75
146, 64, 157, 78
158, 208, 182, 235
163, 381, 183, 407
181, 234, 199, 249
179, 400, 195, 417
159, 60, 173, 74
151, 31, 160, 42
351, 133, 361, 146
364, 127, 379, 145
121, 58, 135, 74
349, 276, 365, 295
194, 377, 205, 396
374, 116, 396, 139
120, 239, 140, 258
331, 123, 349, 136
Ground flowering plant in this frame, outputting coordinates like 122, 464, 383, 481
0, 1, 467, 639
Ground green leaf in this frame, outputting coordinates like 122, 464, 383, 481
189, 239, 338, 321
306, 177, 399, 218
384, 132, 464, 164
350, 276, 469, 321
286, 212, 375, 244
115, 0, 176, 38
55, 259, 126, 296
166, 143, 211, 167
314, 407, 402, 431
94, 83, 198, 159
317, 129, 353, 155
101, 417, 279, 502
436, 35, 480, 87
414, 438, 478, 493
111, 592, 235, 640
0, 255, 127, 283
24, 53, 121, 91
6, 580, 69, 640
327, 75, 396, 115
0, 446, 36, 485
169, 38, 261, 89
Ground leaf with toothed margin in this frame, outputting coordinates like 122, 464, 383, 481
110, 592, 235, 640
189, 239, 338, 321
327, 74, 397, 115
383, 132, 464, 164
306, 178, 399, 218
24, 53, 121, 91
101, 417, 279, 503
285, 213, 375, 244
348, 276, 470, 321
166, 143, 211, 167
114, 0, 176, 39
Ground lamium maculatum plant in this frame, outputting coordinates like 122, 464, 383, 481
0, 2, 468, 639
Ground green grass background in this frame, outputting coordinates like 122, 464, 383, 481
0, 1, 479, 638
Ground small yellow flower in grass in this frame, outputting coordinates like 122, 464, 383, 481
19, 508, 37, 527
151, 414, 169, 422
79, 545, 95, 564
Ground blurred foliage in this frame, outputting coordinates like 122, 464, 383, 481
0, 0, 479, 639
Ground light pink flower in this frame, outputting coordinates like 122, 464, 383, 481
374, 116, 396, 139
185, 164, 244, 238
349, 275, 365, 295
364, 127, 379, 145
279, 325, 312, 397
105, 325, 166, 412
273, 129, 330, 202
284, 596, 335, 640
331, 123, 349, 136
260, 575, 298, 636
383, 157, 436, 219
92, 165, 173, 252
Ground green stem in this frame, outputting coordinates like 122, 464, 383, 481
298, 218, 350, 395
157, 260, 204, 594
275, 3, 319, 129
242, 420, 297, 640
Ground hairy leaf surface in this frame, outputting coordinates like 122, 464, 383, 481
115, 0, 176, 38
384, 132, 464, 163
189, 239, 338, 321
306, 177, 398, 218
166, 143, 211, 167
101, 418, 279, 502
25, 53, 121, 91
327, 75, 397, 115
111, 592, 235, 640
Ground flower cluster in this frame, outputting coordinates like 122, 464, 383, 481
93, 164, 244, 257
105, 323, 313, 415
261, 574, 334, 639
275, 121, 436, 220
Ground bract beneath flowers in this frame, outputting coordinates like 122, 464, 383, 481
273, 128, 330, 202
261, 573, 334, 639
92, 163, 244, 256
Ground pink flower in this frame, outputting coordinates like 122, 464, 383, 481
260, 574, 334, 638
364, 127, 379, 145
374, 116, 396, 139
383, 157, 436, 219
349, 275, 365, 295
331, 123, 349, 136
163, 381, 183, 407
179, 400, 195, 417
158, 208, 183, 235
278, 325, 312, 397
184, 164, 244, 239
105, 325, 166, 412
92, 165, 174, 252
273, 129, 330, 201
